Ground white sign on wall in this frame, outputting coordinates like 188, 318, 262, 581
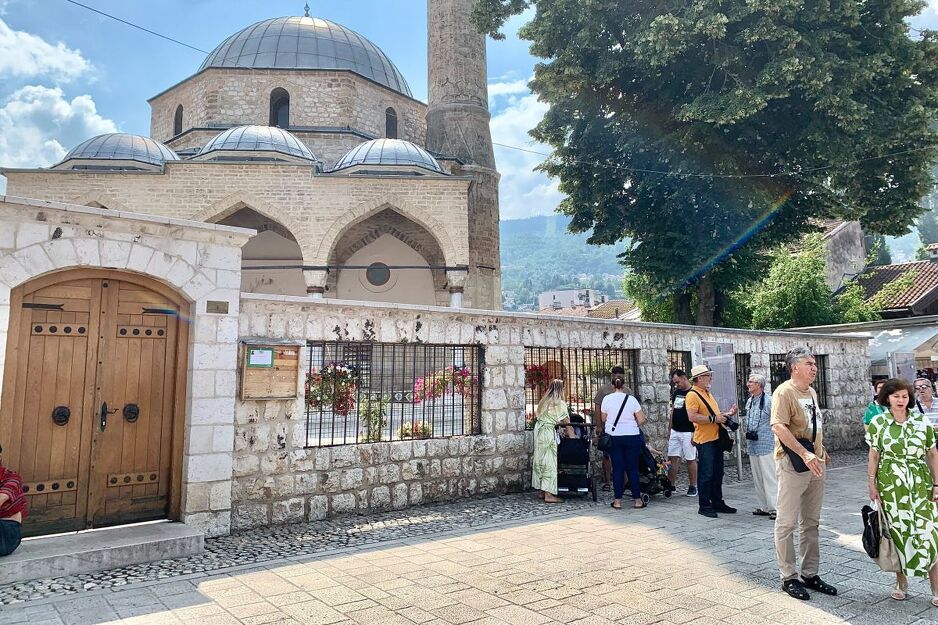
698, 341, 739, 411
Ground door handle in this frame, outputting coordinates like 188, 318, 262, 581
99, 402, 118, 431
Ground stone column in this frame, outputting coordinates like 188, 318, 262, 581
304, 269, 328, 299
447, 270, 467, 308
427, 0, 501, 310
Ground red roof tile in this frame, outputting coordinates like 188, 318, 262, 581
854, 261, 938, 310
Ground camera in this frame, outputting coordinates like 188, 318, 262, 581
745, 431, 759, 441
724, 416, 740, 432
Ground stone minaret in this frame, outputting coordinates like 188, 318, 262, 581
426, 0, 501, 310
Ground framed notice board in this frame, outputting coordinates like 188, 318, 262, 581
240, 342, 302, 400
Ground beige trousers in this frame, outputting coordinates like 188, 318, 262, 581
750, 453, 778, 512
774, 454, 825, 581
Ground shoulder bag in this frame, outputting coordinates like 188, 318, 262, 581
687, 389, 733, 453
596, 394, 630, 452
781, 399, 816, 473
860, 501, 901, 572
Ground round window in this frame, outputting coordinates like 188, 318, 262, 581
365, 262, 391, 286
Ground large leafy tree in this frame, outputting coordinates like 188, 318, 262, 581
475, 0, 938, 325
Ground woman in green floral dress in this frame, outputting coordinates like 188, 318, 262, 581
866, 378, 938, 606
532, 379, 570, 503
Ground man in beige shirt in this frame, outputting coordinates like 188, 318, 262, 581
770, 346, 837, 601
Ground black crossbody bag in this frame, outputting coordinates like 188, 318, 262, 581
782, 400, 817, 473
688, 389, 733, 453
597, 394, 630, 452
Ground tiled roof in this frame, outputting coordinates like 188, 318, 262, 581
587, 300, 637, 320
854, 261, 938, 310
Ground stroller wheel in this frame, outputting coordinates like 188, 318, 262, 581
591, 479, 597, 502
663, 489, 672, 498
641, 493, 650, 504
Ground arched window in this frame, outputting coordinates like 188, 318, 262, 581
270, 88, 290, 127
385, 107, 398, 139
173, 105, 183, 136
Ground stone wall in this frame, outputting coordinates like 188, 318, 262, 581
231, 295, 870, 530
4, 165, 472, 275
0, 197, 253, 537
150, 69, 426, 150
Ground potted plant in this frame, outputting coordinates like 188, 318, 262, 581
413, 365, 475, 403
359, 395, 389, 443
399, 420, 433, 440
305, 361, 358, 416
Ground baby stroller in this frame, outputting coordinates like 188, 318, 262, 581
555, 413, 598, 501
636, 444, 675, 500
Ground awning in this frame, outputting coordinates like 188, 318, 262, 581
869, 325, 938, 366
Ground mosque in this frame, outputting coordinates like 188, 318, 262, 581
3, 2, 501, 309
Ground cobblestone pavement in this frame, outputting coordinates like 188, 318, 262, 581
6, 449, 934, 625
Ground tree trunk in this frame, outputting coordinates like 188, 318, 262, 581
672, 291, 694, 325
695, 275, 716, 326
713, 287, 726, 327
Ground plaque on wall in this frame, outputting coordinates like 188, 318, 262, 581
240, 341, 302, 400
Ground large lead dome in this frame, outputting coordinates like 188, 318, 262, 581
200, 16, 412, 97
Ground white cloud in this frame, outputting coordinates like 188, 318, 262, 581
0, 17, 91, 82
0, 85, 117, 172
488, 78, 529, 104
489, 84, 564, 220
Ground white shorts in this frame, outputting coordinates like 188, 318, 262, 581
667, 430, 697, 461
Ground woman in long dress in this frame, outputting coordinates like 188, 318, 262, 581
867, 377, 938, 606
532, 379, 569, 504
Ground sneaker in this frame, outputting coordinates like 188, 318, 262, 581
714, 502, 737, 514
686, 486, 698, 497
698, 508, 718, 518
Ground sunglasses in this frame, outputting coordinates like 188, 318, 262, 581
915, 385, 931, 390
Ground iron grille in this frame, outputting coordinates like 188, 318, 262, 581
769, 352, 829, 408
524, 347, 640, 429
305, 341, 483, 447
668, 350, 692, 376
735, 353, 752, 409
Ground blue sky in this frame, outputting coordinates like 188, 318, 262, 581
1, 0, 936, 221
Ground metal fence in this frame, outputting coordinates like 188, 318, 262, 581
304, 341, 483, 446
735, 353, 752, 409
523, 347, 640, 428
667, 350, 692, 375
769, 353, 829, 408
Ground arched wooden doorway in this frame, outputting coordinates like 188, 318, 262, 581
0, 269, 189, 536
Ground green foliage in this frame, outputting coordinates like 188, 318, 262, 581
749, 236, 838, 329
358, 395, 389, 443
834, 281, 881, 324
475, 0, 938, 326
500, 215, 624, 309
622, 273, 677, 323
865, 235, 893, 266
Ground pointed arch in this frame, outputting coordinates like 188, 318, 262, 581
314, 195, 456, 266
192, 193, 305, 243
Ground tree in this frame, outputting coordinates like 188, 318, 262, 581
917, 165, 938, 244
864, 235, 893, 266
749, 236, 839, 329
474, 0, 938, 326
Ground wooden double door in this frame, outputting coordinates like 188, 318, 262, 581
0, 270, 188, 536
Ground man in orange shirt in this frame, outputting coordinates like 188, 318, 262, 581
685, 365, 738, 518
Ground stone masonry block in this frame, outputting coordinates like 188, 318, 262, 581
272, 497, 305, 524
186, 453, 232, 483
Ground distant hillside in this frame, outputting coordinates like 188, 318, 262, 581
499, 215, 625, 310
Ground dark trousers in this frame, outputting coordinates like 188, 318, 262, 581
0, 520, 21, 557
608, 434, 642, 499
697, 441, 724, 510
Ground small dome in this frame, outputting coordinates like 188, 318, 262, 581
200, 16, 412, 97
198, 125, 317, 161
60, 133, 179, 167
333, 139, 444, 174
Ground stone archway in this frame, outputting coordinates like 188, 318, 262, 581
211, 204, 306, 296
327, 207, 448, 305
1, 268, 190, 536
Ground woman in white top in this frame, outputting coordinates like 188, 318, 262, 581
599, 376, 647, 509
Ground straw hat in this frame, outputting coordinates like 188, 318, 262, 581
689, 364, 713, 380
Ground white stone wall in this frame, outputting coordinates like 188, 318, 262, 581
0, 197, 253, 537
232, 295, 870, 530
149, 69, 427, 150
